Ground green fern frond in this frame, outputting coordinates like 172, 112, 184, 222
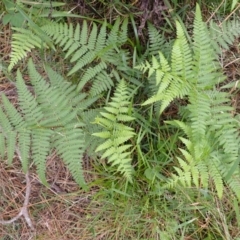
18, 129, 31, 172
41, 18, 129, 96
53, 125, 86, 188
208, 153, 224, 198
0, 59, 87, 188
80, 109, 104, 156
6, 132, 16, 165
16, 69, 43, 125
89, 71, 115, 96
187, 91, 211, 141
147, 23, 166, 57
8, 28, 47, 71
139, 20, 192, 115
209, 19, 240, 54
2, 94, 26, 128
32, 129, 52, 185
93, 80, 135, 182
228, 176, 240, 200
148, 4, 240, 199
193, 5, 225, 89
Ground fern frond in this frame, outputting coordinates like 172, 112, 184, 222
140, 20, 193, 115
16, 70, 43, 125
53, 125, 86, 188
2, 94, 25, 128
7, 132, 17, 165
0, 59, 87, 188
18, 129, 31, 172
28, 60, 77, 127
228, 176, 240, 200
80, 109, 104, 156
187, 91, 211, 141
8, 28, 46, 71
93, 80, 135, 182
209, 19, 240, 54
193, 5, 225, 88
89, 71, 115, 96
208, 153, 224, 198
41, 18, 129, 96
32, 129, 52, 185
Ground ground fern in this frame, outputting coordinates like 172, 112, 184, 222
0, 59, 87, 188
137, 4, 240, 199
92, 80, 135, 182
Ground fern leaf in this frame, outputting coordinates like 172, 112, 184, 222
16, 70, 43, 125
106, 18, 121, 46
228, 176, 240, 200
93, 80, 135, 182
209, 153, 224, 198
89, 71, 114, 96
95, 21, 107, 52
8, 28, 45, 71
193, 4, 224, 88
7, 131, 17, 165
0, 133, 5, 159
53, 126, 86, 189
147, 23, 166, 57
187, 91, 211, 140
32, 129, 52, 185
77, 61, 107, 91
0, 106, 14, 134
18, 129, 31, 172
2, 94, 25, 128
68, 51, 95, 76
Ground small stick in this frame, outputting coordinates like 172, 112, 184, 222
0, 172, 34, 230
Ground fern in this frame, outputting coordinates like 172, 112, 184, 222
137, 4, 240, 199
209, 19, 240, 54
80, 109, 105, 156
9, 17, 131, 97
5, 0, 76, 71
0, 59, 87, 188
42, 18, 130, 94
92, 80, 135, 182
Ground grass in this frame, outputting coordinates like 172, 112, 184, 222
0, 0, 240, 239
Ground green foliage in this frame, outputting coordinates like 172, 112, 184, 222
2, 1, 240, 201
92, 80, 135, 182
0, 59, 87, 188
4, 0, 77, 71
9, 16, 132, 97
42, 17, 130, 94
137, 4, 240, 199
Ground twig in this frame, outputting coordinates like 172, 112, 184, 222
0, 172, 35, 230
206, 0, 225, 23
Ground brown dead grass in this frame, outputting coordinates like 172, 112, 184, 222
0, 153, 101, 240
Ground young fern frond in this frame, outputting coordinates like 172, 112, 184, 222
0, 59, 87, 188
92, 80, 135, 182
137, 21, 192, 115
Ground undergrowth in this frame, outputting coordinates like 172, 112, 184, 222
0, 0, 240, 239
